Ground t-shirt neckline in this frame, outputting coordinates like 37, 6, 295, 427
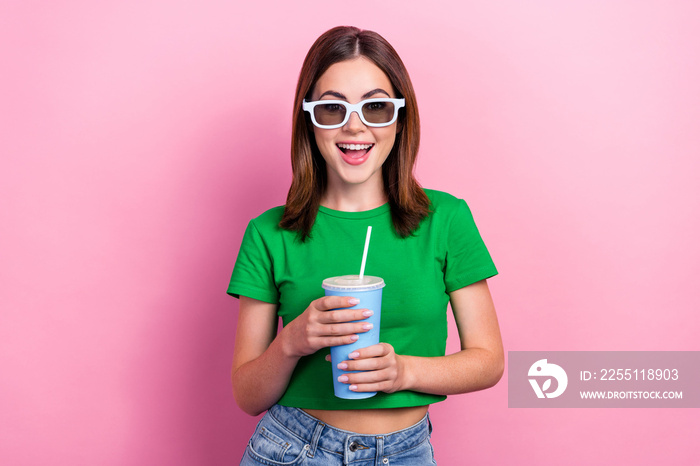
318, 203, 390, 219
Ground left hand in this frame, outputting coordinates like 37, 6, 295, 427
326, 342, 408, 394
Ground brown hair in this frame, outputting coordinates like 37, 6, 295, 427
280, 26, 430, 241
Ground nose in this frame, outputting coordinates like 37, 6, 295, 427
343, 110, 365, 132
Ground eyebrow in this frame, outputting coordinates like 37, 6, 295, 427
318, 88, 391, 100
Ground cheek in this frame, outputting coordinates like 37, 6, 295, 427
313, 128, 334, 147
312, 127, 322, 146
312, 129, 339, 161
376, 128, 398, 151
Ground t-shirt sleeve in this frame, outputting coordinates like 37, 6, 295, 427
227, 220, 280, 303
444, 200, 498, 292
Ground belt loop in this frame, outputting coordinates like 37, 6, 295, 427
375, 436, 385, 465
427, 413, 433, 435
307, 421, 325, 458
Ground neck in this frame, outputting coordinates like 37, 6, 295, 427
321, 179, 388, 212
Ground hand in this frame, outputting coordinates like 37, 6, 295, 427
282, 296, 374, 359
331, 343, 408, 394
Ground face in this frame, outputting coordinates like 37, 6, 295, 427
310, 56, 399, 192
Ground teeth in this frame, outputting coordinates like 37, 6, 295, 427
337, 143, 373, 151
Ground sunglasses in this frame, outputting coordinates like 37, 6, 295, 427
302, 98, 406, 129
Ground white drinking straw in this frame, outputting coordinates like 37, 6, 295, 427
358, 226, 372, 280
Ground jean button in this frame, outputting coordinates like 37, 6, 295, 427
349, 441, 359, 452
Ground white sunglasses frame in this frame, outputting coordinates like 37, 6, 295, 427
302, 98, 406, 129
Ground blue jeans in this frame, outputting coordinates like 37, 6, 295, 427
240, 404, 437, 465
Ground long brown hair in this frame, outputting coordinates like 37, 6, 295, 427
280, 26, 430, 241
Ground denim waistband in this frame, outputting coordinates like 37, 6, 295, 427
267, 404, 431, 459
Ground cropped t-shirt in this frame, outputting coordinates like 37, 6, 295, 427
227, 189, 498, 409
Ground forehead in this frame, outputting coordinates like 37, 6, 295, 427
313, 56, 394, 99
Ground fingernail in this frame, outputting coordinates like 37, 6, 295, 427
349, 385, 358, 391
350, 335, 359, 342
349, 352, 360, 359
362, 310, 374, 317
362, 323, 373, 330
348, 298, 360, 305
337, 362, 348, 370
338, 375, 349, 382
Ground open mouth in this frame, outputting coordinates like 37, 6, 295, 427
337, 143, 374, 161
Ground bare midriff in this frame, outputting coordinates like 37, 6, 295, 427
302, 405, 429, 434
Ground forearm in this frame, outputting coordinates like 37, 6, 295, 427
400, 347, 504, 395
232, 294, 379, 415
231, 328, 300, 416
339, 281, 504, 396
398, 280, 504, 396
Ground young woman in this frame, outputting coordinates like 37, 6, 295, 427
228, 26, 503, 465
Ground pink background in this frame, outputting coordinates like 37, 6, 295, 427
2, 1, 698, 464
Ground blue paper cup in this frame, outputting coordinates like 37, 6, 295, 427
322, 275, 385, 399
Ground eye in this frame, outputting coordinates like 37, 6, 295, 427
321, 103, 344, 113
365, 102, 387, 112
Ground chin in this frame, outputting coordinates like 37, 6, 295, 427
337, 169, 379, 186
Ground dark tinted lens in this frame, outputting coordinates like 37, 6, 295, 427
314, 103, 347, 126
362, 101, 395, 124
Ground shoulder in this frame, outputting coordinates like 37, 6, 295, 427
248, 205, 285, 232
423, 188, 466, 213
422, 188, 480, 231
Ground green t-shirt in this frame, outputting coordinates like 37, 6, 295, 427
228, 189, 497, 409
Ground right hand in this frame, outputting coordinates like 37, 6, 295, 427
282, 296, 374, 358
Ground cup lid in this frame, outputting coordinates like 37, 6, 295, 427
322, 275, 385, 291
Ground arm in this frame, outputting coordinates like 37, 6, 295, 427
336, 279, 504, 395
231, 295, 374, 415
231, 297, 289, 416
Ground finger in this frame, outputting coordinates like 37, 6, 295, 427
321, 308, 373, 324
313, 295, 360, 312
349, 381, 390, 393
347, 342, 392, 360
316, 321, 373, 337
342, 368, 390, 385
338, 371, 389, 385
338, 356, 386, 372
314, 334, 360, 348
341, 369, 397, 393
